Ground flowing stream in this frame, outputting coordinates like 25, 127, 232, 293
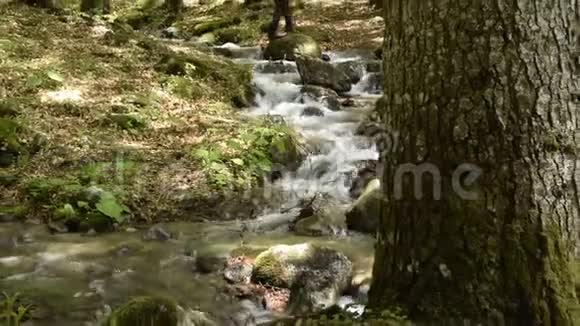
0, 48, 381, 325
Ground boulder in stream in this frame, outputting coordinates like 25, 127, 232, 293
293, 194, 346, 236
296, 56, 352, 93
334, 60, 366, 84
301, 106, 324, 117
263, 33, 322, 61
345, 179, 381, 234
251, 244, 352, 313
254, 61, 298, 74
299, 85, 341, 111
105, 296, 178, 326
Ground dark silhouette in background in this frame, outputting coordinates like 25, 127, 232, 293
268, 0, 295, 38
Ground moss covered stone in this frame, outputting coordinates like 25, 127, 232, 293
252, 250, 289, 287
155, 51, 254, 107
105, 296, 178, 326
216, 26, 254, 44
263, 33, 322, 61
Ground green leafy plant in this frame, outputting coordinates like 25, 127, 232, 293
25, 69, 64, 91
193, 122, 291, 189
95, 191, 129, 223
0, 292, 32, 326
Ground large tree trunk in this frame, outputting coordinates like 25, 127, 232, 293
369, 1, 579, 325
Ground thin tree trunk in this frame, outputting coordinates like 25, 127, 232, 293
369, 1, 579, 325
80, 0, 108, 14
166, 0, 182, 14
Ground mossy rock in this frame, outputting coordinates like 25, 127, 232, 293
191, 16, 242, 36
252, 248, 291, 287
155, 51, 254, 107
105, 296, 178, 326
216, 26, 258, 45
263, 33, 321, 61
252, 243, 317, 288
268, 129, 309, 170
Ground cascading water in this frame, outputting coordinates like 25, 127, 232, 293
242, 55, 381, 232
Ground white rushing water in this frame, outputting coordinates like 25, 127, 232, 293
246, 57, 380, 227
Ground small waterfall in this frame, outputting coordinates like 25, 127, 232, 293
245, 57, 381, 228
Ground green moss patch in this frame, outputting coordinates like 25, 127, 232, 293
105, 296, 178, 326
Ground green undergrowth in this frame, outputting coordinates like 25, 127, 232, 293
114, 1, 270, 46
0, 292, 33, 326
21, 158, 138, 232
0, 3, 301, 224
192, 118, 298, 190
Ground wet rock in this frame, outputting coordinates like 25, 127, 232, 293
263, 287, 290, 312
213, 46, 262, 59
254, 61, 297, 74
296, 56, 351, 93
263, 33, 322, 61
321, 53, 331, 62
48, 221, 69, 234
294, 215, 335, 236
345, 179, 381, 234
268, 131, 309, 171
225, 283, 265, 302
105, 296, 178, 326
334, 60, 366, 84
341, 98, 355, 107
349, 164, 377, 198
251, 244, 353, 314
366, 60, 382, 73
143, 225, 172, 241
362, 72, 383, 94
252, 244, 352, 314
299, 85, 341, 111
301, 106, 324, 117
196, 254, 226, 274
374, 47, 383, 59
224, 256, 253, 284
293, 194, 346, 236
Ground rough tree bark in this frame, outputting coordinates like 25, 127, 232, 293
369, 1, 579, 325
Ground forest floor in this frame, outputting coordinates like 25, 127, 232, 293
0, 0, 383, 226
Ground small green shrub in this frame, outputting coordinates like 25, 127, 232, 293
193, 122, 291, 189
24, 69, 65, 91
0, 292, 32, 326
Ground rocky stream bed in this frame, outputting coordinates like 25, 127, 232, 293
1, 41, 384, 325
